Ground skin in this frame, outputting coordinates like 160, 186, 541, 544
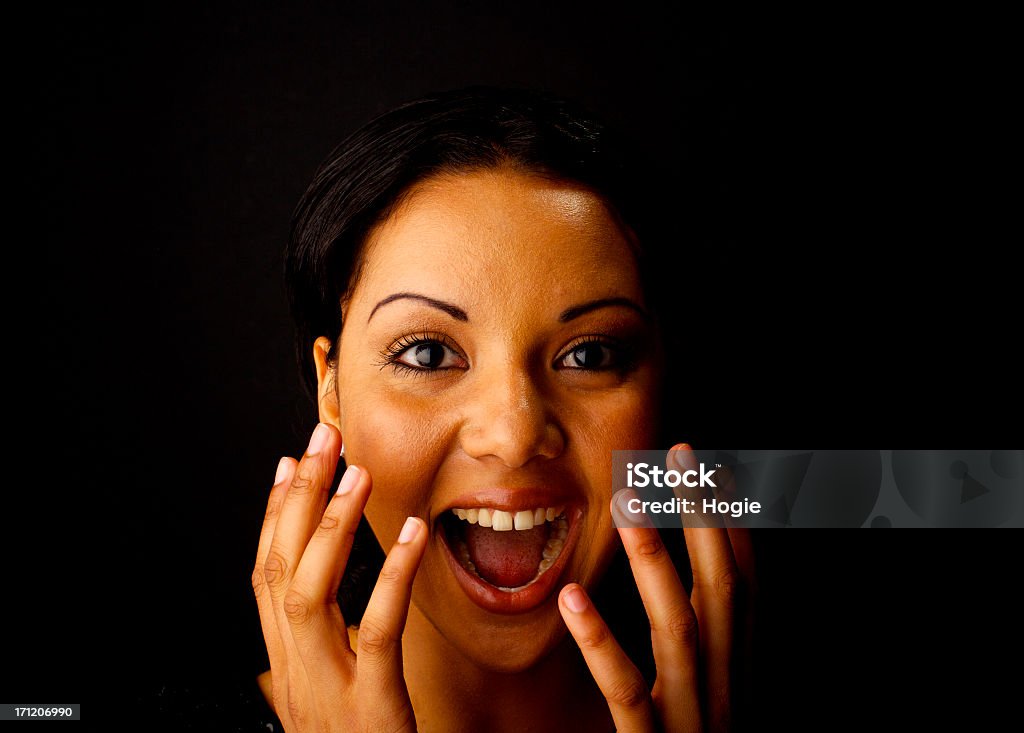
252, 167, 755, 732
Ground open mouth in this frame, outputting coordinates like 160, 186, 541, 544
438, 503, 583, 614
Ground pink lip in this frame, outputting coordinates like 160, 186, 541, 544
438, 505, 584, 615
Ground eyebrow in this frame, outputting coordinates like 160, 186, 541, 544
559, 297, 650, 323
368, 293, 469, 323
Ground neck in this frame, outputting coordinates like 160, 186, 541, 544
402, 604, 613, 733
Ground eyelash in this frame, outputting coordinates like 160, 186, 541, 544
376, 331, 466, 376
555, 334, 633, 372
376, 332, 635, 376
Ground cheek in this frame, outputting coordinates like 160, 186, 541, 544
564, 384, 657, 578
568, 382, 659, 468
340, 388, 458, 541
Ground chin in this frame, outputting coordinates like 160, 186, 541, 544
455, 610, 570, 674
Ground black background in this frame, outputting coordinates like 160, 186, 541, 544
20, 1, 1017, 727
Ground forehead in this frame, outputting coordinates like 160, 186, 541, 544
351, 168, 642, 317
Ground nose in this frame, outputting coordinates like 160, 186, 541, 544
458, 365, 565, 468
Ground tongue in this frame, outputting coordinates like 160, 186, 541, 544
465, 523, 548, 587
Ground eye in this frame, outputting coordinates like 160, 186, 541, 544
396, 341, 464, 370
557, 340, 619, 370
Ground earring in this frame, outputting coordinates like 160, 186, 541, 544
340, 442, 346, 458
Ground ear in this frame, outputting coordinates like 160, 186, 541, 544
313, 336, 342, 429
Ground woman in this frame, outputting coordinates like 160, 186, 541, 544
253, 86, 754, 732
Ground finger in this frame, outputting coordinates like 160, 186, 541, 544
613, 494, 701, 732
264, 425, 341, 724
727, 525, 756, 728
254, 460, 297, 659
713, 456, 754, 598
287, 463, 372, 658
711, 463, 745, 531
667, 443, 705, 528
265, 423, 341, 602
559, 584, 658, 733
611, 488, 655, 529
670, 447, 751, 591
256, 457, 296, 569
673, 444, 738, 732
252, 457, 296, 727
355, 516, 428, 692
683, 539, 738, 728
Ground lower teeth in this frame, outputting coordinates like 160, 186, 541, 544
456, 515, 569, 590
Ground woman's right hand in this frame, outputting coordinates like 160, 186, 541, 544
252, 423, 427, 733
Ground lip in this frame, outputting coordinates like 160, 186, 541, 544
438, 504, 584, 614
437, 487, 579, 516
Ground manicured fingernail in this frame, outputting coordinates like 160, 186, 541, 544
397, 517, 421, 544
673, 443, 691, 469
336, 465, 360, 495
308, 423, 331, 455
620, 487, 639, 505
563, 585, 589, 613
274, 457, 289, 485
612, 488, 644, 528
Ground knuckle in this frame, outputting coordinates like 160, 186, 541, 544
711, 566, 739, 608
630, 536, 667, 563
288, 472, 317, 496
376, 564, 404, 588
262, 496, 283, 523
251, 566, 267, 596
262, 552, 291, 590
314, 512, 341, 536
357, 618, 395, 658
577, 621, 611, 650
605, 674, 649, 709
658, 605, 699, 645
283, 588, 315, 626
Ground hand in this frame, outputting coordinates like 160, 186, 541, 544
252, 423, 427, 732
558, 444, 755, 733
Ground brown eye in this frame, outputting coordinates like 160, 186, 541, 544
396, 341, 465, 370
558, 341, 616, 370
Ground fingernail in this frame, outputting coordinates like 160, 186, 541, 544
563, 585, 589, 613
619, 487, 639, 506
308, 423, 331, 455
673, 443, 691, 469
398, 517, 421, 544
612, 488, 645, 528
274, 457, 289, 485
336, 465, 360, 496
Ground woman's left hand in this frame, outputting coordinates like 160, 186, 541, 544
558, 443, 755, 733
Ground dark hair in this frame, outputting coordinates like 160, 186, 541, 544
286, 85, 676, 406
283, 87, 685, 677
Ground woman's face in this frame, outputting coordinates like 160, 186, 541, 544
325, 166, 661, 672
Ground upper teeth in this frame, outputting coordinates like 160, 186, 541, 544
452, 506, 565, 531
